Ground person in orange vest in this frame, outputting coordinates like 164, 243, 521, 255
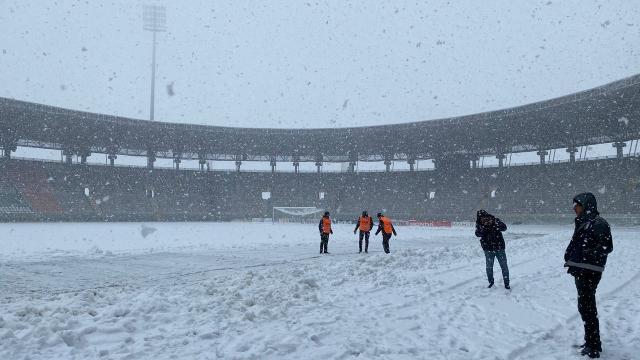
375, 212, 397, 254
318, 211, 333, 254
353, 210, 373, 253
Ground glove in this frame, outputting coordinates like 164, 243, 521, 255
353, 230, 356, 234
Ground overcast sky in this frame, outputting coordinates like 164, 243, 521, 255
1, 0, 638, 129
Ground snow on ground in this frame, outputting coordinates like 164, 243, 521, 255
0, 222, 639, 360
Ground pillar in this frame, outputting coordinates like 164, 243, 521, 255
315, 154, 323, 173
407, 158, 415, 172
107, 154, 117, 166
198, 153, 207, 171
347, 151, 357, 173
471, 156, 479, 169
384, 159, 392, 172
64, 149, 74, 164
566, 147, 577, 163
613, 141, 626, 159
235, 160, 242, 172
147, 151, 156, 169
292, 155, 300, 174
2, 140, 16, 158
496, 154, 506, 168
172, 149, 182, 170
78, 149, 90, 164
537, 150, 548, 165
270, 158, 276, 173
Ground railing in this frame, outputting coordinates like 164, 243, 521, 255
479, 154, 638, 169
2, 152, 638, 174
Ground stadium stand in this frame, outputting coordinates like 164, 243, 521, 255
1, 74, 638, 223
0, 156, 637, 223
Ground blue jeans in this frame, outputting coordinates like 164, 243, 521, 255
484, 250, 509, 285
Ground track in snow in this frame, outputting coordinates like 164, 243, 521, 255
0, 222, 638, 360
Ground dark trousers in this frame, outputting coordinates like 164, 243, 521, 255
320, 233, 329, 253
574, 271, 602, 350
359, 231, 370, 252
382, 233, 391, 253
484, 250, 509, 285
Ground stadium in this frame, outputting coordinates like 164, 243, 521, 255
1, 74, 639, 224
3, 2, 640, 359
3, 75, 640, 360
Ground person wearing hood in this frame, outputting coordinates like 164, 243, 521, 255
354, 210, 374, 253
318, 211, 333, 254
564, 193, 613, 358
475, 210, 510, 289
375, 212, 397, 254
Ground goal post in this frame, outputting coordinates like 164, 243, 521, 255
272, 207, 325, 224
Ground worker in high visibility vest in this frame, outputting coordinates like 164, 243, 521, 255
353, 210, 374, 253
375, 212, 397, 254
318, 211, 333, 254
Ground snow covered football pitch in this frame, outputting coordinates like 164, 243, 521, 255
1, 222, 638, 360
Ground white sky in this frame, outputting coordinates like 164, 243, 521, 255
1, 0, 639, 129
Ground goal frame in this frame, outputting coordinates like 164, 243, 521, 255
271, 206, 325, 224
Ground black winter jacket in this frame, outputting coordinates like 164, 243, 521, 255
475, 210, 507, 251
564, 192, 613, 274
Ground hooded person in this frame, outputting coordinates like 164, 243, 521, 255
564, 193, 613, 358
318, 211, 333, 254
353, 210, 374, 253
375, 212, 397, 254
475, 210, 510, 289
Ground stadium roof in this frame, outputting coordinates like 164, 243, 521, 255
1, 74, 639, 163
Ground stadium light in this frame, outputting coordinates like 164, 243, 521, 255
143, 5, 166, 121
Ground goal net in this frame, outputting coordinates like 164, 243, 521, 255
272, 207, 325, 223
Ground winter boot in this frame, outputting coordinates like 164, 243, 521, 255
580, 346, 600, 358
579, 343, 602, 353
487, 282, 494, 288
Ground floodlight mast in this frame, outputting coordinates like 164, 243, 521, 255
143, 5, 166, 122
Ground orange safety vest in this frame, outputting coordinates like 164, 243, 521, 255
359, 216, 371, 231
380, 216, 393, 234
322, 217, 332, 234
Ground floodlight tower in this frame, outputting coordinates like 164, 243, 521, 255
143, 5, 166, 121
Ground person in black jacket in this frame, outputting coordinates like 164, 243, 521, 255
353, 210, 374, 253
475, 210, 510, 289
564, 193, 613, 358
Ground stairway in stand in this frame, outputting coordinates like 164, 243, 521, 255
8, 162, 64, 215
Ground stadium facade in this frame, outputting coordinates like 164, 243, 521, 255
1, 75, 639, 223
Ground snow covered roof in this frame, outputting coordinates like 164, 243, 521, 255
1, 74, 639, 162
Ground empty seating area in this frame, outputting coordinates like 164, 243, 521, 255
0, 157, 638, 223
0, 179, 32, 218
